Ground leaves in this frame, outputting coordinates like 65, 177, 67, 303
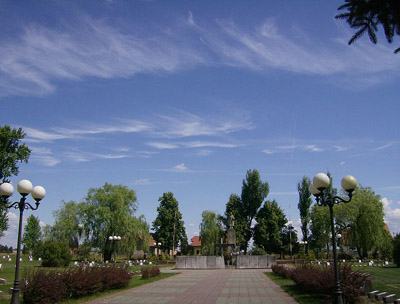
152, 192, 187, 253
336, 0, 400, 53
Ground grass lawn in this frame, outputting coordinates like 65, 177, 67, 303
353, 265, 400, 296
0, 253, 176, 304
265, 272, 324, 304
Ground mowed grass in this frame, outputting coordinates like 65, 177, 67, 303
354, 265, 400, 297
0, 253, 176, 304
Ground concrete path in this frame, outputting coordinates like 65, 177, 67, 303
88, 269, 298, 304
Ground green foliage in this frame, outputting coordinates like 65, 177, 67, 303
79, 183, 138, 262
335, 185, 386, 259
253, 200, 287, 254
41, 241, 72, 267
0, 125, 31, 182
297, 176, 312, 254
122, 215, 151, 259
152, 192, 187, 254
22, 215, 42, 254
309, 204, 330, 259
250, 245, 266, 255
44, 200, 83, 250
336, 0, 400, 53
0, 125, 31, 237
223, 169, 269, 253
199, 210, 224, 256
393, 233, 400, 267
222, 194, 247, 250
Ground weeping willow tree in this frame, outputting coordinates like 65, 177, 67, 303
199, 211, 224, 256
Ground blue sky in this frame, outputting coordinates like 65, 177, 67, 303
1, 0, 399, 247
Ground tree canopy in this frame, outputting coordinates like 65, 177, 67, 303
22, 215, 42, 254
79, 183, 138, 261
335, 185, 387, 259
297, 176, 312, 254
336, 0, 400, 53
223, 169, 269, 253
0, 125, 31, 237
253, 200, 287, 254
152, 192, 187, 255
199, 210, 224, 256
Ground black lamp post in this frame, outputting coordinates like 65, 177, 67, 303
108, 235, 121, 263
0, 180, 46, 304
309, 173, 357, 304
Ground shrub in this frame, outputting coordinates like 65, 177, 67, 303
272, 263, 369, 304
22, 270, 68, 304
22, 265, 132, 303
41, 241, 71, 267
141, 267, 160, 279
271, 264, 295, 279
393, 233, 400, 267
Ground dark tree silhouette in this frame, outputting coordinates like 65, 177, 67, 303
336, 0, 400, 53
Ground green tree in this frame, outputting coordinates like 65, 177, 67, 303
152, 192, 187, 256
222, 194, 247, 251
43, 201, 83, 250
22, 215, 42, 254
199, 210, 224, 256
297, 176, 312, 254
79, 183, 138, 262
253, 200, 287, 254
241, 170, 269, 253
393, 233, 400, 267
0, 125, 31, 237
336, 0, 400, 53
223, 170, 269, 253
122, 215, 151, 259
335, 185, 386, 259
309, 204, 330, 259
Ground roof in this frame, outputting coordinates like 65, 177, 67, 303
190, 236, 201, 247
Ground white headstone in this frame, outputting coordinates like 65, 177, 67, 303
8, 258, 11, 262
385, 261, 389, 265
327, 262, 330, 266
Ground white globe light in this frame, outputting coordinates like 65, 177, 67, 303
32, 186, 46, 201
17, 180, 33, 195
313, 173, 330, 190
0, 183, 14, 197
341, 175, 357, 192
109, 236, 113, 241
117, 236, 121, 240
309, 183, 321, 196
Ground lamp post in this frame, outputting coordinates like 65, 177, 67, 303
0, 180, 46, 304
299, 241, 308, 254
108, 235, 121, 263
309, 173, 357, 304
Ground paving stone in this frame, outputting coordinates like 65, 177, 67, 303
87, 269, 297, 304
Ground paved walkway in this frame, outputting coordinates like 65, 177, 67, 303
88, 269, 298, 304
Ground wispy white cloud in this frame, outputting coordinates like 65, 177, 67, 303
64, 150, 129, 162
154, 111, 254, 138
382, 198, 400, 234
133, 178, 151, 185
0, 17, 205, 98
174, 163, 188, 171
197, 150, 212, 156
371, 142, 395, 151
24, 119, 152, 143
147, 142, 179, 149
30, 146, 61, 166
1, 14, 399, 98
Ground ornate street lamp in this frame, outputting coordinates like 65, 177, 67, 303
309, 173, 357, 304
0, 180, 46, 304
108, 235, 121, 263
